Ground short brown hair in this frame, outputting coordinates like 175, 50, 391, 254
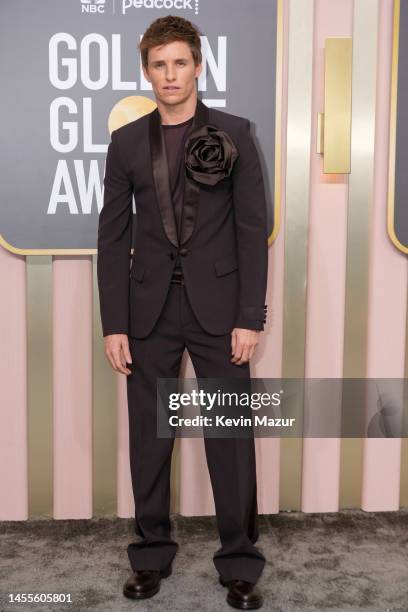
139, 15, 202, 69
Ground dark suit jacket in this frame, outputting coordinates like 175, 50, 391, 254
97, 98, 268, 339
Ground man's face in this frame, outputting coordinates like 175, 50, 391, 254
142, 40, 202, 108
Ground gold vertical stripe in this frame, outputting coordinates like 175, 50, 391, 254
323, 37, 353, 174
280, 0, 314, 510
93, 256, 117, 514
27, 256, 53, 517
340, 0, 379, 508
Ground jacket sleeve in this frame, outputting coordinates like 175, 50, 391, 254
97, 129, 133, 337
232, 119, 268, 331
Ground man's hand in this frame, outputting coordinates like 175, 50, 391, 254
230, 328, 260, 365
104, 334, 133, 375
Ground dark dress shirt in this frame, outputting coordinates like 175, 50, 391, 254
161, 116, 194, 272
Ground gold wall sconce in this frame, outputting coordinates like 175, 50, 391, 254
317, 37, 353, 174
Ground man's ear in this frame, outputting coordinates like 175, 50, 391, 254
195, 63, 202, 80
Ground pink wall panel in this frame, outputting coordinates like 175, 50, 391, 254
301, 0, 353, 512
0, 246, 28, 520
362, 0, 404, 511
251, 0, 289, 516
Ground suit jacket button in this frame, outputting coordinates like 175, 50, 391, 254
168, 252, 175, 260
179, 247, 188, 256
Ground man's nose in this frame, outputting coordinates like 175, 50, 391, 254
165, 66, 176, 80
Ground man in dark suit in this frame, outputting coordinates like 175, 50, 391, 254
97, 15, 268, 610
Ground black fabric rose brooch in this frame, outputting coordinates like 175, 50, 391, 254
184, 124, 239, 186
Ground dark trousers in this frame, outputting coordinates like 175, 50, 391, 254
126, 281, 266, 584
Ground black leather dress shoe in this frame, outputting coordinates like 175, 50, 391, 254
123, 565, 172, 600
219, 577, 263, 609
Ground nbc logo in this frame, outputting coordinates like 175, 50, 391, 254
81, 0, 106, 13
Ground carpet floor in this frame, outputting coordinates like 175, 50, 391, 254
1, 510, 407, 611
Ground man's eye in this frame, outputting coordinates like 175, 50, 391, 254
154, 62, 185, 68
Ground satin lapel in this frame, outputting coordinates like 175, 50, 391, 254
149, 107, 178, 248
180, 98, 210, 246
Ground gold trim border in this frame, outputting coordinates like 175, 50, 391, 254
0, 233, 97, 255
268, 0, 283, 246
387, 0, 405, 253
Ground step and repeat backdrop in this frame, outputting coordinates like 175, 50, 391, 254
2, 0, 408, 522
0, 0, 278, 253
